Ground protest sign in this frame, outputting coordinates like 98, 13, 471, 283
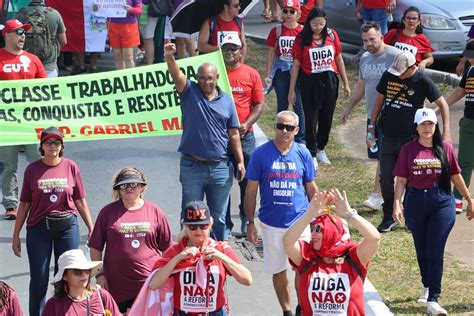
95, 0, 127, 18
0, 51, 232, 146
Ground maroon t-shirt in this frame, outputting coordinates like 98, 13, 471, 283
393, 140, 461, 189
0, 282, 24, 316
19, 158, 86, 228
89, 200, 172, 303
41, 288, 122, 316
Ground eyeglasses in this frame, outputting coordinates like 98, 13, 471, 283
44, 139, 62, 146
187, 224, 210, 231
118, 182, 139, 190
70, 269, 91, 276
404, 16, 419, 21
282, 9, 296, 14
10, 29, 26, 36
310, 224, 322, 233
276, 123, 297, 132
230, 3, 240, 8
222, 46, 240, 52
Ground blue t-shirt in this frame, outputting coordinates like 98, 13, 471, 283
178, 80, 239, 160
246, 141, 315, 228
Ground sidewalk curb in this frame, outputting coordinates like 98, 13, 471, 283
252, 124, 392, 316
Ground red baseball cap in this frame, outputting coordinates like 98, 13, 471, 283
1, 19, 32, 38
282, 0, 300, 10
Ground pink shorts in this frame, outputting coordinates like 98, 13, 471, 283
108, 22, 140, 48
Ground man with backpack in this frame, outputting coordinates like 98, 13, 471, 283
0, 19, 46, 220
15, 0, 66, 77
197, 0, 247, 62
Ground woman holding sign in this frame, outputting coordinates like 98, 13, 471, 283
384, 6, 434, 71
89, 167, 172, 314
289, 7, 350, 167
283, 189, 380, 315
149, 201, 252, 316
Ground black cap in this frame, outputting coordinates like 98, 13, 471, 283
113, 168, 147, 190
40, 127, 63, 144
181, 201, 211, 225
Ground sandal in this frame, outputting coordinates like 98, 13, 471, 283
264, 16, 281, 23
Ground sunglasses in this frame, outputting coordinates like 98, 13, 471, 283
11, 29, 26, 36
282, 9, 296, 14
310, 224, 322, 233
44, 139, 62, 146
70, 269, 91, 276
222, 46, 240, 52
187, 224, 210, 231
118, 182, 139, 190
276, 123, 297, 132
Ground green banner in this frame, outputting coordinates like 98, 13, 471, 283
0, 51, 232, 146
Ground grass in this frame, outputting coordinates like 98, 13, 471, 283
245, 39, 474, 315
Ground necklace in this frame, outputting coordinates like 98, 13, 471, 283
67, 292, 87, 302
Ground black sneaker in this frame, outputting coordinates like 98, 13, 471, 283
377, 218, 397, 232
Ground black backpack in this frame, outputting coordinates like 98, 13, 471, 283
18, 7, 54, 61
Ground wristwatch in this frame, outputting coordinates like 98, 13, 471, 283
246, 219, 255, 225
344, 209, 358, 221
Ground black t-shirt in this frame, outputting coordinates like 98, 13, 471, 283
376, 71, 442, 137
460, 66, 474, 120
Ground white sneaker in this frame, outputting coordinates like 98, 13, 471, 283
427, 301, 447, 315
363, 193, 384, 210
312, 157, 318, 172
417, 287, 429, 303
316, 150, 331, 165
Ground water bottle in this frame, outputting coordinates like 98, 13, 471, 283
367, 132, 378, 153
264, 77, 273, 95
387, 13, 393, 22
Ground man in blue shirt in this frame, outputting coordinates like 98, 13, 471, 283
165, 42, 245, 241
245, 110, 317, 316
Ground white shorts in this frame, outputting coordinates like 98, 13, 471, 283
140, 16, 158, 39
164, 16, 175, 40
261, 222, 310, 274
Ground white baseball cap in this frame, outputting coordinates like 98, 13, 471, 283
388, 51, 416, 76
414, 107, 438, 125
52, 249, 102, 283
221, 34, 241, 47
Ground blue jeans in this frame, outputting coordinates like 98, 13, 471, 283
404, 187, 455, 302
273, 69, 305, 144
26, 215, 80, 316
180, 158, 234, 241
226, 132, 256, 234
361, 8, 388, 35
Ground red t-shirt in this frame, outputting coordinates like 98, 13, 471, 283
266, 24, 303, 61
296, 242, 367, 316
298, 0, 315, 24
88, 200, 172, 303
41, 288, 122, 316
384, 29, 434, 65
361, 0, 388, 9
393, 140, 461, 190
292, 30, 342, 75
207, 15, 243, 47
162, 238, 241, 314
19, 158, 86, 228
226, 64, 264, 132
0, 49, 47, 80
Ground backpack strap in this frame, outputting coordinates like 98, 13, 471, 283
300, 258, 319, 275
344, 252, 363, 279
208, 15, 242, 44
274, 24, 282, 49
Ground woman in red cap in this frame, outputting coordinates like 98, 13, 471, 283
283, 189, 380, 315
149, 200, 252, 316
11, 126, 94, 316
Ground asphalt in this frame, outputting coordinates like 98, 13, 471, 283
0, 3, 472, 315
